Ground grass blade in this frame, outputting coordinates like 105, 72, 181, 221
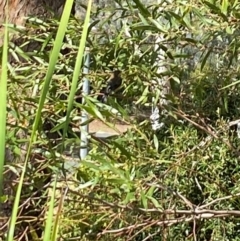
43, 177, 57, 241
62, 0, 93, 146
0, 11, 8, 197
7, 1, 74, 240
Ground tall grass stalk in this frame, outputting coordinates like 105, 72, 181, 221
7, 0, 81, 240
62, 0, 93, 146
0, 9, 8, 197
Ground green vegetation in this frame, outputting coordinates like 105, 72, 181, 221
1, 0, 240, 240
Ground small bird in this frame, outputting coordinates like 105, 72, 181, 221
98, 70, 122, 103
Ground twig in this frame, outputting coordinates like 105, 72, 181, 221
146, 182, 195, 210
68, 187, 240, 216
173, 109, 234, 151
199, 192, 240, 209
229, 119, 240, 127
99, 209, 240, 236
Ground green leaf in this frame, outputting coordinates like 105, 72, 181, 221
123, 192, 136, 204
0, 16, 8, 197
136, 86, 149, 104
112, 141, 132, 159
132, 0, 151, 17
63, 0, 93, 149
226, 26, 232, 34
203, 1, 221, 12
141, 190, 148, 209
148, 18, 168, 33
81, 160, 101, 171
147, 196, 162, 209
146, 186, 155, 197
201, 48, 212, 71
78, 180, 96, 189
153, 134, 159, 151
221, 0, 229, 15
43, 177, 57, 241
84, 98, 105, 121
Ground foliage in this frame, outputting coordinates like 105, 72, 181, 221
0, 9, 8, 197
2, 0, 240, 240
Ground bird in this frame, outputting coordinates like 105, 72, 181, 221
98, 70, 122, 103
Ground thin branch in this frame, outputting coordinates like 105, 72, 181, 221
99, 209, 240, 236
229, 119, 240, 127
146, 182, 195, 210
68, 186, 240, 216
173, 110, 235, 151
199, 192, 240, 209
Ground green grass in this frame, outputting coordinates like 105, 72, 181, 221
2, 0, 240, 240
